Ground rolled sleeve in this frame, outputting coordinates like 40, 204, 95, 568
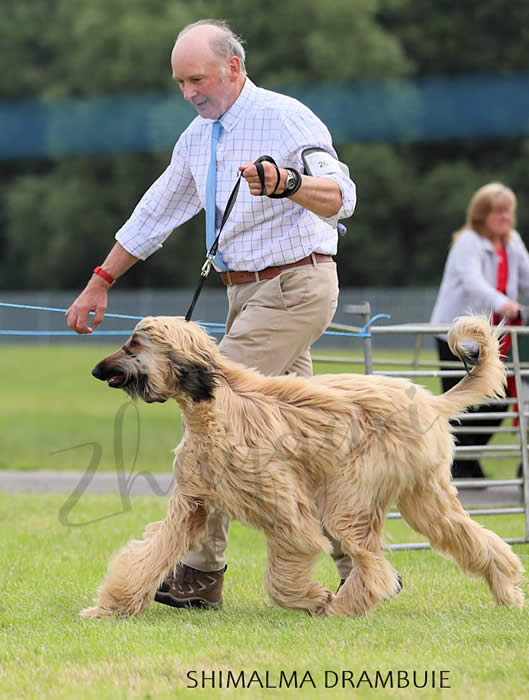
279, 107, 356, 228
319, 173, 357, 228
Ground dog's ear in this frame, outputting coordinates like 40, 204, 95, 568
167, 352, 218, 402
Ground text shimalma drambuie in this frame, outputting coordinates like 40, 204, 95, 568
185, 669, 451, 690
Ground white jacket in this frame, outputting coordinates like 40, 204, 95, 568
430, 228, 529, 326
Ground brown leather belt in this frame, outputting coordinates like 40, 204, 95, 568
220, 253, 333, 286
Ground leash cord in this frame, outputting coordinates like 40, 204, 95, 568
185, 153, 290, 322
185, 171, 242, 322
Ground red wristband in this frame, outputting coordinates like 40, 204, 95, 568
93, 266, 115, 285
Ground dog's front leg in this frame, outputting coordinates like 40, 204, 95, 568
81, 492, 208, 619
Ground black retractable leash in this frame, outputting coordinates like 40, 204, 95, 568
184, 155, 301, 322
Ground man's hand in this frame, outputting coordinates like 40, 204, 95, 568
239, 160, 344, 218
239, 161, 286, 196
499, 300, 521, 321
65, 242, 138, 334
66, 277, 109, 334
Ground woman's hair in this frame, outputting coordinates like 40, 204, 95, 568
177, 20, 247, 76
453, 182, 516, 243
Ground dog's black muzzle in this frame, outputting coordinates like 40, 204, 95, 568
91, 361, 127, 388
91, 359, 166, 403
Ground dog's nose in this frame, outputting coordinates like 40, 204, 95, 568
91, 363, 105, 380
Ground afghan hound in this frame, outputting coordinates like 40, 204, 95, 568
81, 315, 524, 618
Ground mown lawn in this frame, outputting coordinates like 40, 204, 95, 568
1, 343, 528, 699
0, 491, 527, 700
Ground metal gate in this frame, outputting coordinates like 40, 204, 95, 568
320, 303, 529, 550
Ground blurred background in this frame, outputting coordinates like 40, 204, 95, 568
1, 0, 529, 340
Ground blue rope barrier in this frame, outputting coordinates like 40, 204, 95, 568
0, 301, 384, 338
361, 313, 391, 333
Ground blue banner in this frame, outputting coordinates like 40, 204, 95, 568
1, 73, 528, 159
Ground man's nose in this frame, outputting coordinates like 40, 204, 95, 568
181, 84, 197, 101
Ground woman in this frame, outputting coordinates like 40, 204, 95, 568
430, 182, 529, 478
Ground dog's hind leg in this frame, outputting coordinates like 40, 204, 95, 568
81, 492, 208, 618
264, 542, 334, 615
322, 503, 400, 617
397, 477, 524, 608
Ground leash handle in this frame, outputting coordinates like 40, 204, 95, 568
255, 155, 302, 198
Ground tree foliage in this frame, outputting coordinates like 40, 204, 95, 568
0, 0, 528, 290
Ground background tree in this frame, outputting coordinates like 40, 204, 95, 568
0, 0, 528, 289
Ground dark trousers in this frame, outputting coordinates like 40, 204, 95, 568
436, 338, 509, 478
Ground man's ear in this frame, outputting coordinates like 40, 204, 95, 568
167, 352, 218, 402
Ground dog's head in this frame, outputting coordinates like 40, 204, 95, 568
91, 316, 221, 404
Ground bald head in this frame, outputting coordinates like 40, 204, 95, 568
176, 20, 247, 73
171, 22, 246, 119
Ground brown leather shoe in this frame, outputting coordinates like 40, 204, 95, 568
154, 563, 226, 609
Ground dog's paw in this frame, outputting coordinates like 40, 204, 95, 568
384, 571, 403, 601
309, 587, 334, 616
80, 605, 117, 619
494, 584, 524, 609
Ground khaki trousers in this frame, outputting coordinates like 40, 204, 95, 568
184, 259, 352, 579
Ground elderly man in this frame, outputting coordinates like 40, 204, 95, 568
67, 19, 357, 609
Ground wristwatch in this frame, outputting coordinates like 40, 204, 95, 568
283, 169, 297, 194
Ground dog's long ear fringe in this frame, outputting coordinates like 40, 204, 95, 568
167, 352, 218, 402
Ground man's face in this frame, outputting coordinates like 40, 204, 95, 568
172, 47, 236, 120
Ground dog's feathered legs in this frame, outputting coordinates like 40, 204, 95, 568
398, 478, 524, 609
81, 492, 208, 618
264, 544, 334, 615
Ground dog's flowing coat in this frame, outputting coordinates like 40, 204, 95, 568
82, 316, 524, 618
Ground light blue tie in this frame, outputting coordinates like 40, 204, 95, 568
205, 120, 228, 270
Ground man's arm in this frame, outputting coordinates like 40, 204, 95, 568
66, 242, 139, 334
67, 129, 202, 334
239, 162, 343, 217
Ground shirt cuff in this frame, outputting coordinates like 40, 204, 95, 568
115, 229, 163, 261
318, 174, 357, 228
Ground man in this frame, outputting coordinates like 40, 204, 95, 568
67, 19, 357, 609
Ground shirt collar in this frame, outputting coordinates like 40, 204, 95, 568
197, 78, 257, 132
219, 78, 257, 132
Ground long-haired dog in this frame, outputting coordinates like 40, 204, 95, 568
82, 315, 523, 618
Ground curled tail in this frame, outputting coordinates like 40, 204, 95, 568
433, 315, 506, 418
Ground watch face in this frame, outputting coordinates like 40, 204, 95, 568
285, 171, 296, 190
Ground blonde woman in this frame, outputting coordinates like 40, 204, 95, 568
430, 183, 529, 479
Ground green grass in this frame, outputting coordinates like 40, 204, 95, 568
1, 344, 180, 472
1, 344, 528, 698
0, 343, 521, 479
0, 491, 528, 700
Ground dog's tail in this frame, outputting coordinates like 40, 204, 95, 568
432, 315, 506, 418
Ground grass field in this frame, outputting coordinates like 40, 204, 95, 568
1, 342, 528, 699
0, 491, 528, 700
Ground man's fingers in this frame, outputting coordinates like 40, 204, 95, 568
66, 304, 96, 334
239, 161, 278, 195
238, 162, 255, 176
68, 311, 93, 334
66, 286, 108, 334
91, 306, 106, 329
